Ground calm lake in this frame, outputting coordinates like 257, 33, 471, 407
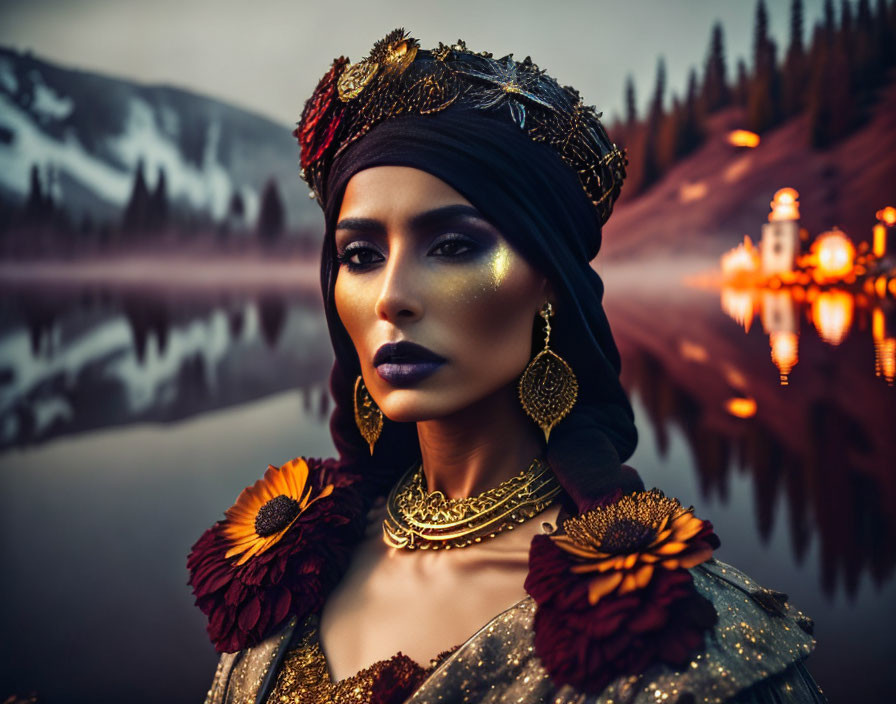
1, 255, 893, 703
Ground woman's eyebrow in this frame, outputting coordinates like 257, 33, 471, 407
409, 204, 486, 231
335, 205, 487, 234
334, 216, 385, 233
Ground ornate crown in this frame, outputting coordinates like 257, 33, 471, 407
295, 29, 627, 226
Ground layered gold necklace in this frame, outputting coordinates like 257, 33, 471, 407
382, 458, 562, 550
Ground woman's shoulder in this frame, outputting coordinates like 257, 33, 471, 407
404, 556, 821, 704
186, 455, 367, 654
511, 489, 824, 703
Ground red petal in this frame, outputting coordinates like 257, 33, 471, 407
273, 587, 292, 623
238, 595, 261, 632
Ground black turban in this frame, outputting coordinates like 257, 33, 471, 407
319, 109, 640, 507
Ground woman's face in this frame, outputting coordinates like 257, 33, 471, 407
333, 166, 549, 423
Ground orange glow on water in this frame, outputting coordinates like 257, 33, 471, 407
727, 130, 760, 148
873, 308, 895, 384
873, 223, 887, 258
812, 230, 855, 280
721, 287, 756, 332
770, 331, 799, 384
725, 397, 757, 418
878, 338, 896, 385
873, 307, 885, 340
769, 188, 800, 222
811, 290, 854, 345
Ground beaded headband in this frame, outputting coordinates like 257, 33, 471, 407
295, 29, 627, 226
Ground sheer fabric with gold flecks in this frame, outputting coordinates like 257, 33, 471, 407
206, 559, 825, 704
268, 614, 459, 704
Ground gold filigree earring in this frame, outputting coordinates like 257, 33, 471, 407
518, 302, 579, 442
353, 375, 383, 454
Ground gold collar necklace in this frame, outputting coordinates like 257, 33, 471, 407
382, 458, 562, 550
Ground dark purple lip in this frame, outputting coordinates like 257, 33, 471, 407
373, 341, 447, 387
373, 341, 447, 366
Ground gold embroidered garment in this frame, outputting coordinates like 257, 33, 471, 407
203, 559, 824, 704
265, 614, 458, 703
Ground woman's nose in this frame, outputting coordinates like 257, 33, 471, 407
374, 250, 424, 323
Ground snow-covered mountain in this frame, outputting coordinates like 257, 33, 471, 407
0, 46, 320, 229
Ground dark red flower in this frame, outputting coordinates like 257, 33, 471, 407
366, 654, 430, 703
187, 457, 365, 652
295, 56, 349, 170
525, 490, 720, 694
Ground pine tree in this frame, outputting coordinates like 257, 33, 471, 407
678, 69, 703, 158
640, 57, 666, 190
24, 164, 45, 223
874, 0, 896, 67
257, 178, 285, 243
123, 159, 151, 232
782, 0, 808, 117
853, 0, 879, 97
650, 57, 666, 118
840, 0, 853, 36
222, 187, 246, 240
807, 8, 855, 148
748, 0, 781, 132
790, 0, 805, 55
823, 0, 836, 38
875, 0, 893, 67
149, 167, 168, 231
624, 75, 638, 126
734, 58, 749, 108
229, 189, 246, 221
701, 22, 730, 114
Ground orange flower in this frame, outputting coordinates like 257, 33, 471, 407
551, 489, 716, 605
223, 458, 333, 566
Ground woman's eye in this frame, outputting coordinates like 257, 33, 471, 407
430, 236, 478, 258
337, 244, 383, 270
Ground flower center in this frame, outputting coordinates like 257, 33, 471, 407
601, 518, 655, 554
255, 495, 302, 537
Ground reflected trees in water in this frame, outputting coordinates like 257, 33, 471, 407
621, 345, 895, 598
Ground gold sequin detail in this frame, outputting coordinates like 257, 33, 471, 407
202, 560, 822, 703
269, 615, 457, 703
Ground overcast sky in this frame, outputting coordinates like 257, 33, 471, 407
1, 0, 826, 128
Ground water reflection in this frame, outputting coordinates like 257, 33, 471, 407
720, 285, 896, 385
0, 289, 333, 449
621, 343, 895, 598
1, 273, 894, 703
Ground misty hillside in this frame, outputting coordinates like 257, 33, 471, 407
602, 69, 896, 261
0, 46, 320, 229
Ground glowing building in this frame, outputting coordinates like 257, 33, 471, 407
760, 188, 801, 276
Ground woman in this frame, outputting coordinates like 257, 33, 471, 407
188, 30, 824, 703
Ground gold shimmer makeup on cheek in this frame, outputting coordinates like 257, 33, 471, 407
427, 239, 516, 304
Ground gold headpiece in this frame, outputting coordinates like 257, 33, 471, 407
296, 29, 627, 226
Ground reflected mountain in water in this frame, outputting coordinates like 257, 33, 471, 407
0, 290, 333, 448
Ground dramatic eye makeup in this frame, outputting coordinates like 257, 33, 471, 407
334, 204, 498, 271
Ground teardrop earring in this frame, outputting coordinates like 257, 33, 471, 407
518, 302, 579, 442
353, 375, 383, 454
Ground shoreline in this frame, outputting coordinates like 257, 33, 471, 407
0, 253, 320, 292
